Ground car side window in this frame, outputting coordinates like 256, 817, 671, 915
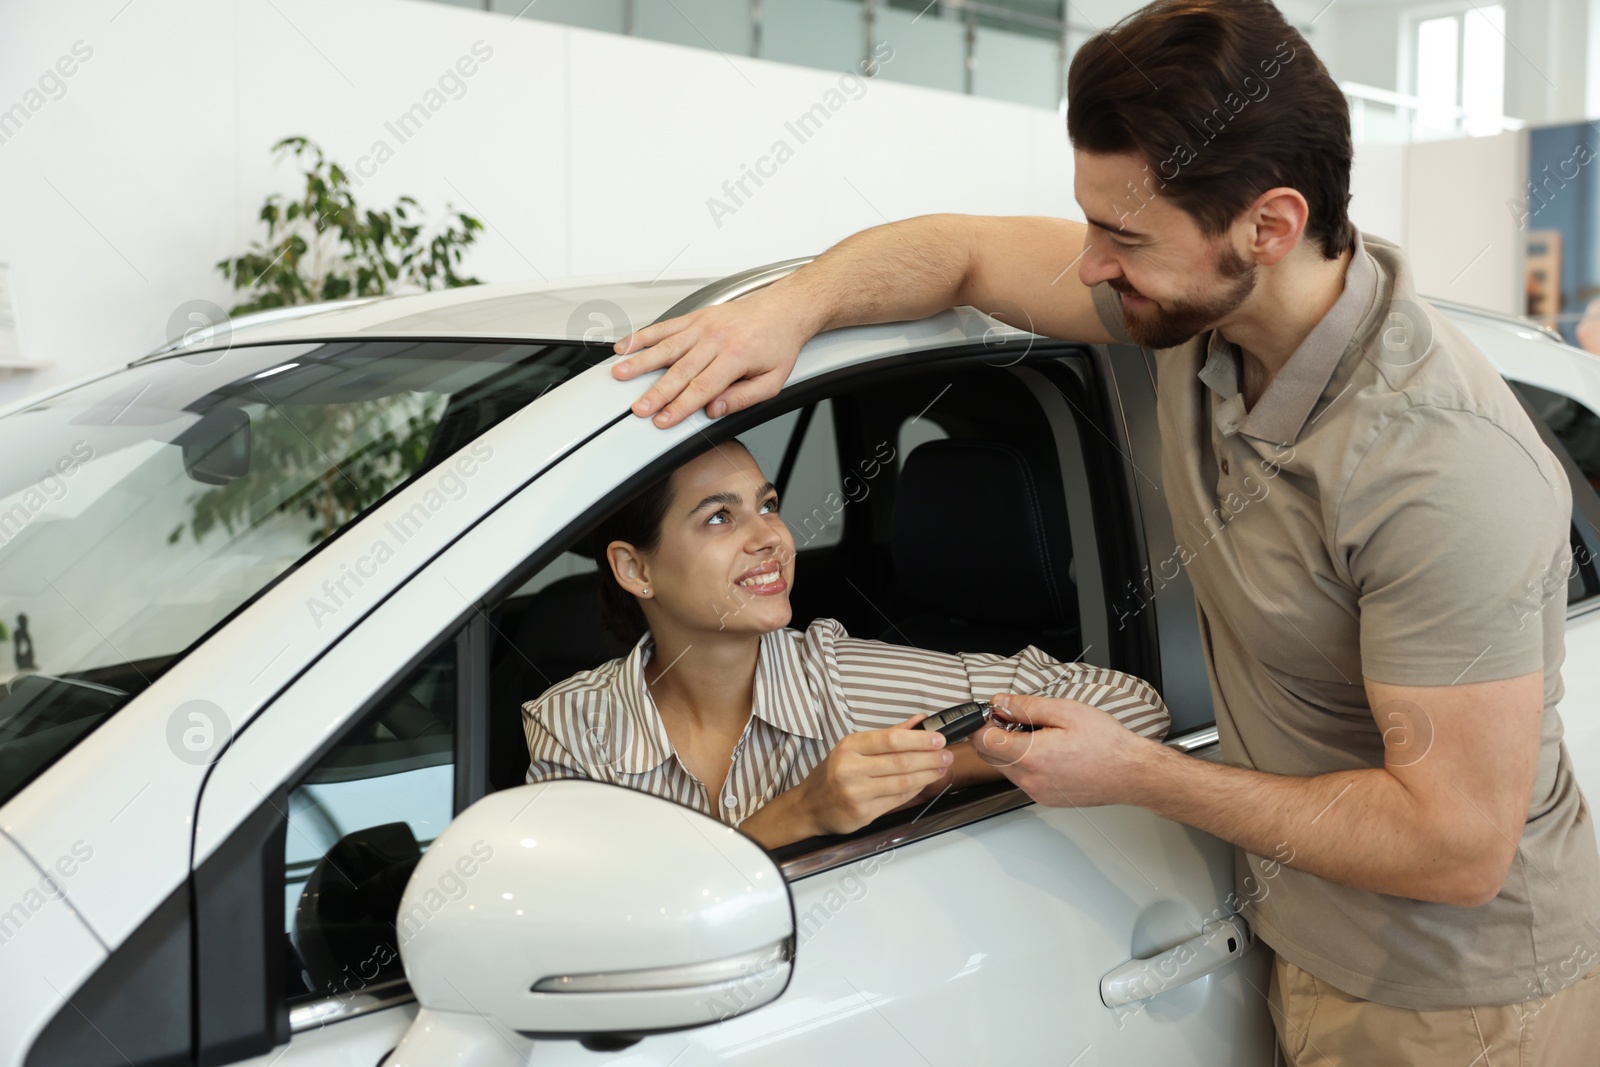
737, 403, 804, 472
1523, 384, 1600, 490
281, 638, 457, 1004
506, 548, 597, 598
1512, 381, 1600, 606
745, 401, 845, 550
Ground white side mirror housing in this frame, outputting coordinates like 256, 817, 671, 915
389, 781, 794, 1063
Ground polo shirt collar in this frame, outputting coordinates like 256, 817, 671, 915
1197, 227, 1380, 447
612, 626, 830, 774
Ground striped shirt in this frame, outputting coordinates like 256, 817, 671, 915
522, 616, 1170, 827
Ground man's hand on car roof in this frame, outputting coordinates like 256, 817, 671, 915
611, 293, 811, 429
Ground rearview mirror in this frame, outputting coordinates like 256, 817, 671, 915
389, 781, 795, 1064
174, 407, 250, 484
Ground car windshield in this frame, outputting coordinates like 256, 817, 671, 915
0, 337, 607, 808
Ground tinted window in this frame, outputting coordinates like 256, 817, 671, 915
283, 639, 456, 1004
737, 401, 846, 549
1513, 381, 1600, 605
1521, 382, 1600, 491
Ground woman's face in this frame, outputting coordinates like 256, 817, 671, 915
626, 444, 796, 639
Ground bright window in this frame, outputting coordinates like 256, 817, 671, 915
1413, 5, 1505, 136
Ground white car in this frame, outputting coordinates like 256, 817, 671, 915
3, 262, 1598, 1067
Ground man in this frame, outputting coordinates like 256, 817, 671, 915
605, 0, 1600, 1061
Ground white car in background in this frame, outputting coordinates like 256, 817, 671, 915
3, 261, 1599, 1067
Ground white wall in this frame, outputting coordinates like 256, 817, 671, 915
1318, 0, 1592, 128
1322, 4, 1402, 93
0, 0, 1533, 412
1349, 140, 1407, 247
1403, 131, 1525, 313
0, 0, 1077, 408
1505, 0, 1592, 126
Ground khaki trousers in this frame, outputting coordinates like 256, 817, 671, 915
1266, 950, 1600, 1066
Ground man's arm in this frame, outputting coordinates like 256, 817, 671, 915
975, 669, 1544, 908
611, 214, 1118, 428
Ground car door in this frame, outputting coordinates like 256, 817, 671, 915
198, 329, 1271, 1065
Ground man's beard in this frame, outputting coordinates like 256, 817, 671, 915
1109, 243, 1257, 349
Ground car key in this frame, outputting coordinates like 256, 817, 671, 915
987, 704, 1039, 733
914, 700, 992, 743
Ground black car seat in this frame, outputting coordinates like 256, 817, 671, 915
878, 438, 1082, 660
486, 568, 631, 791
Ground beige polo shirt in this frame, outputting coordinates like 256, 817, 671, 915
1091, 228, 1600, 1010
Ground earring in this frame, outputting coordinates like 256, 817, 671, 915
640, 587, 650, 596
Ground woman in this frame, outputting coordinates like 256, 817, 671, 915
522, 438, 1170, 849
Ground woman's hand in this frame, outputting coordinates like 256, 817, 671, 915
793, 713, 953, 837
890, 737, 1008, 812
739, 715, 993, 850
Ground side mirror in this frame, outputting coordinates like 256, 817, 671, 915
389, 781, 795, 1065
291, 821, 422, 997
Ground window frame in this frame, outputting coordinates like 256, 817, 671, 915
473, 339, 1168, 864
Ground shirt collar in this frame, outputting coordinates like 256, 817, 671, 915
1197, 227, 1379, 447
749, 626, 830, 742
609, 626, 830, 774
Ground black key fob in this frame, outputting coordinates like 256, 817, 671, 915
914, 700, 992, 743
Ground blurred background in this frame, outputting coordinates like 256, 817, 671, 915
0, 0, 1594, 407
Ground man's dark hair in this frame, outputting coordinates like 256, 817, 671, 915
1066, 0, 1355, 260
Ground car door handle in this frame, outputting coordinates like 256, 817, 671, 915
1099, 916, 1253, 1008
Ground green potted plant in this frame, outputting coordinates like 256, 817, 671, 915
169, 138, 486, 550
217, 136, 483, 313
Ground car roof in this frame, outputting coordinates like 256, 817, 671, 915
139, 272, 729, 358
